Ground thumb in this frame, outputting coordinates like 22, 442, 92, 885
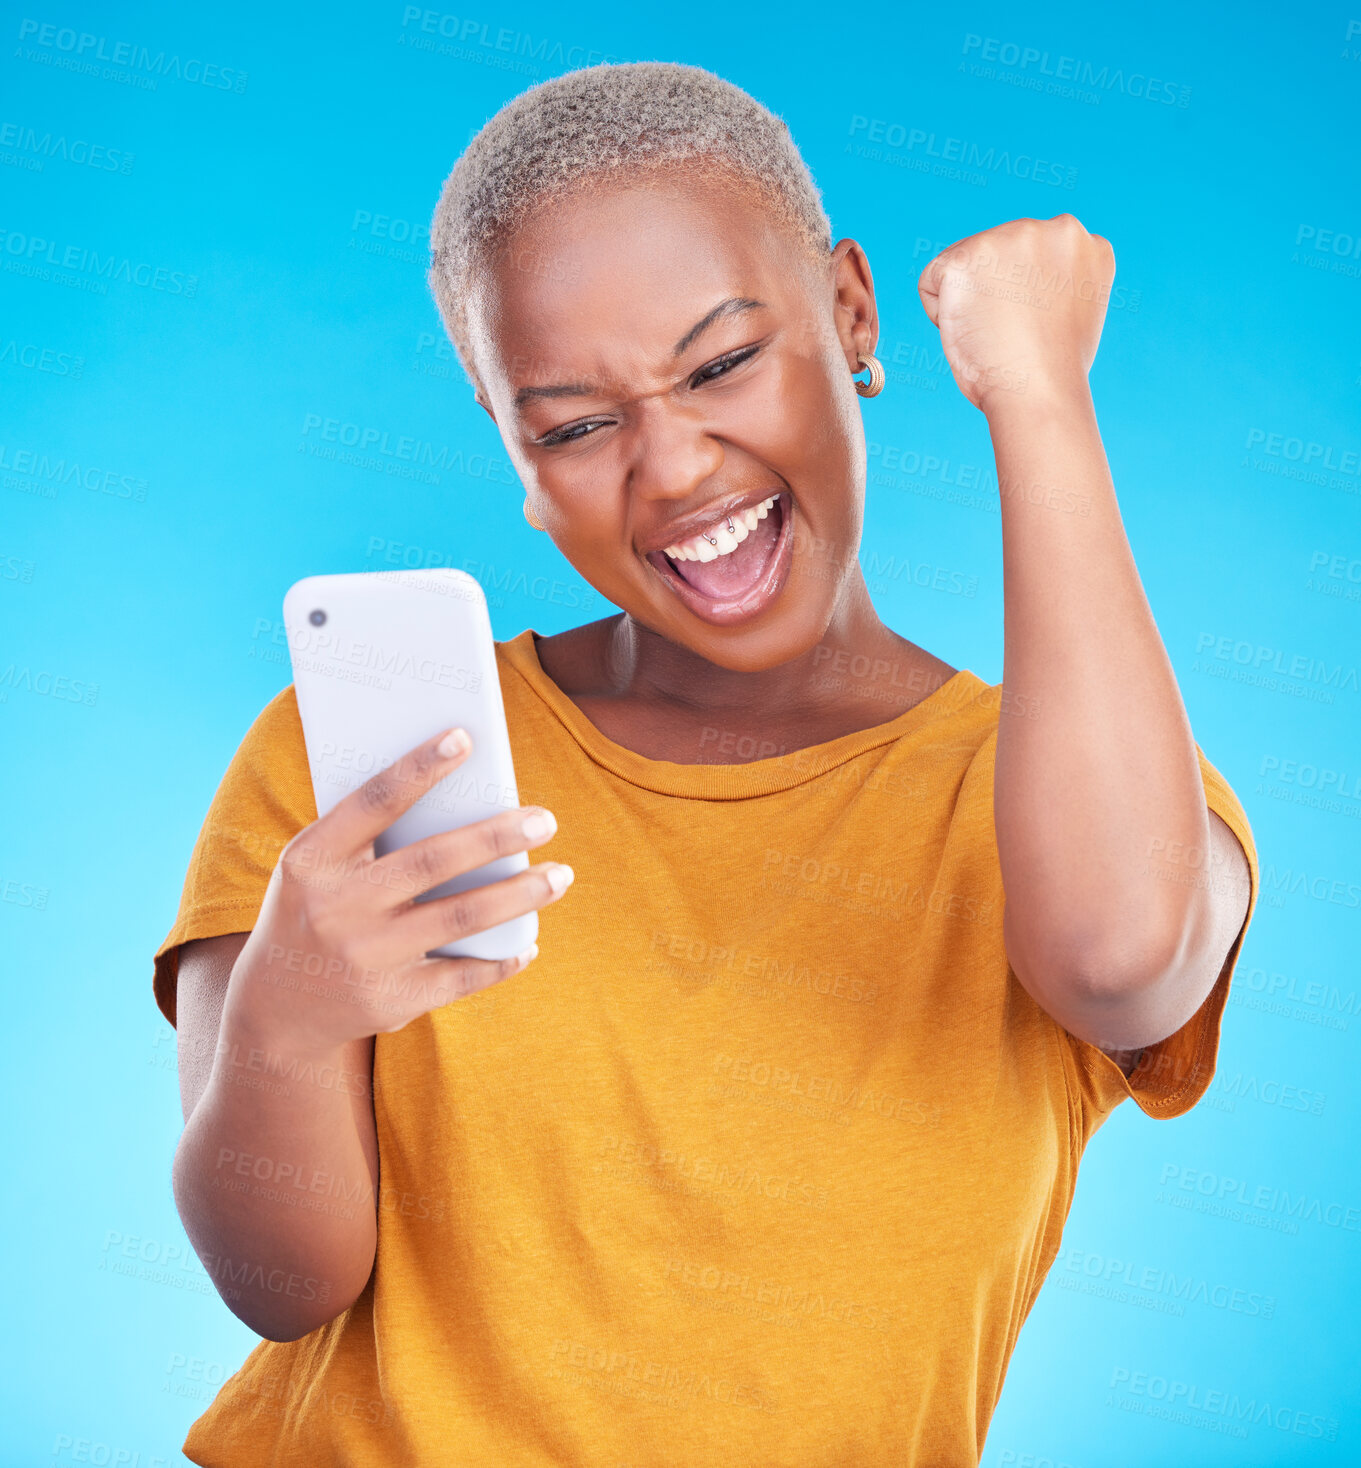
917, 256, 943, 328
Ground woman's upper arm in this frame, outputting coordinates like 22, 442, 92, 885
176, 933, 251, 1124
174, 933, 379, 1187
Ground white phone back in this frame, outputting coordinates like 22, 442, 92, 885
282, 569, 536, 962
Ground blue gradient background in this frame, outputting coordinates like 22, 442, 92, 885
3, 3, 1358, 1464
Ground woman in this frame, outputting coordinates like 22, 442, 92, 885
154, 61, 1258, 1466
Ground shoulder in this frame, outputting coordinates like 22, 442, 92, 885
241, 683, 307, 769
256, 682, 304, 737
210, 684, 314, 828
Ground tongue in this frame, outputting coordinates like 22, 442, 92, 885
672, 505, 780, 600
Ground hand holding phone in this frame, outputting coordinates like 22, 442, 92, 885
222, 725, 574, 1055
282, 569, 536, 962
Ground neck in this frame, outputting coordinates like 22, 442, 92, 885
590, 570, 929, 720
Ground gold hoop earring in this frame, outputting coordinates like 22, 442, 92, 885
854, 351, 885, 398
523, 497, 545, 531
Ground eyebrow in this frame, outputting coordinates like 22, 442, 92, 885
512, 295, 768, 409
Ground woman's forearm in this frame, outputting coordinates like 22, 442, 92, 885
987, 379, 1211, 1001
172, 1003, 378, 1341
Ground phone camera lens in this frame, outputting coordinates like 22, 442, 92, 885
309, 609, 327, 626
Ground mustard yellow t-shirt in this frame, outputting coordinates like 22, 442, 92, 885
153, 629, 1259, 1467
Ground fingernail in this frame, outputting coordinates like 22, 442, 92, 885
545, 863, 574, 896
516, 943, 539, 967
438, 728, 470, 758
521, 808, 556, 842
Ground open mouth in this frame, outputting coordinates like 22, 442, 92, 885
644, 491, 794, 627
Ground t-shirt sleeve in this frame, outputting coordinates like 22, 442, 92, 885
1057, 744, 1259, 1136
152, 685, 316, 1028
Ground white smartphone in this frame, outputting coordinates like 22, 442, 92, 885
281, 568, 536, 962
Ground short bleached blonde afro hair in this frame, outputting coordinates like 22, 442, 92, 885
428, 61, 833, 394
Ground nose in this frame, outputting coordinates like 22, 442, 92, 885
625, 397, 725, 505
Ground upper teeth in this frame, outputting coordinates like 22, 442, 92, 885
664, 495, 779, 562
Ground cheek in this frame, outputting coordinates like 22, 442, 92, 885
726, 353, 844, 474
530, 463, 653, 594
553, 492, 618, 561
763, 354, 860, 484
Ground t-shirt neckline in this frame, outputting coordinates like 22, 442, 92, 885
499, 628, 987, 800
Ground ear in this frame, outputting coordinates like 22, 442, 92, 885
829, 238, 879, 376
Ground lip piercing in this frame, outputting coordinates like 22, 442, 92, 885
725, 517, 736, 534
704, 531, 717, 545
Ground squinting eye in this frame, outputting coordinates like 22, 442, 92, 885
538, 419, 607, 447
691, 344, 759, 386
536, 345, 760, 445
